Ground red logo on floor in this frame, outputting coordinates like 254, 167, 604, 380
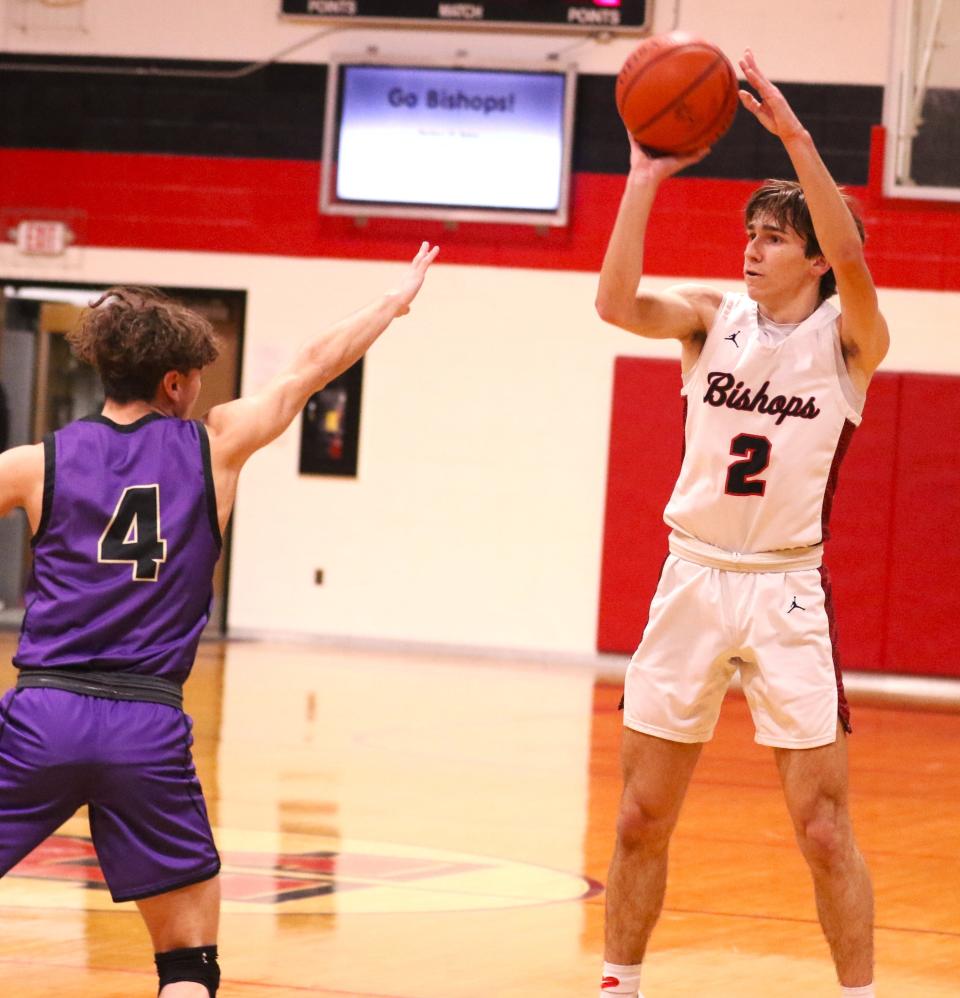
9, 834, 492, 904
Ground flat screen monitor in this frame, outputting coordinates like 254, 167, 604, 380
321, 58, 577, 226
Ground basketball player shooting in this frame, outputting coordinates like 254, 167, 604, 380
0, 241, 438, 997
595, 51, 888, 998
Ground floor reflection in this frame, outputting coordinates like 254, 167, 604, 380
0, 634, 958, 996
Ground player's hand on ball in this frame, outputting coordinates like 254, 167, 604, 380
738, 49, 805, 141
627, 129, 710, 185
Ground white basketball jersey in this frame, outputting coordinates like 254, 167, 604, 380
663, 292, 864, 568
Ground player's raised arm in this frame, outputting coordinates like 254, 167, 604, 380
595, 134, 720, 358
206, 241, 439, 472
738, 50, 889, 383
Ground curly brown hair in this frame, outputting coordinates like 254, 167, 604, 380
744, 180, 865, 301
67, 287, 220, 403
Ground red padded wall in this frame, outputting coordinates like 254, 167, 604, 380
596, 358, 682, 655
884, 375, 960, 675
822, 375, 900, 672
597, 359, 960, 678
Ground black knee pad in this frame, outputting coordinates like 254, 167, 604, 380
155, 945, 220, 996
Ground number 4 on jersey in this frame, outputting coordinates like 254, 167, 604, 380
98, 485, 168, 582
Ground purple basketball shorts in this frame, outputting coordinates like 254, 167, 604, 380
0, 687, 220, 902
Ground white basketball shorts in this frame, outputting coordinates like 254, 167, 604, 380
623, 555, 850, 749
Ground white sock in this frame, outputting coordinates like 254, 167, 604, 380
600, 961, 643, 997
841, 986, 875, 998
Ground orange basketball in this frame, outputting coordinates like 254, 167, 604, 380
615, 31, 739, 155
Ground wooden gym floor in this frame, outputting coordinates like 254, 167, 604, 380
0, 633, 957, 997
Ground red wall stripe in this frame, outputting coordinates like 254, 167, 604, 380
1, 128, 958, 289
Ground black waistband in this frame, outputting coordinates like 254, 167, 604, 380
16, 668, 183, 710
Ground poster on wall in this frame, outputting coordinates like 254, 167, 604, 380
298, 358, 363, 477
322, 60, 575, 226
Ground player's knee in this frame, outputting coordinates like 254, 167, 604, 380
156, 945, 220, 997
796, 813, 852, 871
616, 799, 674, 856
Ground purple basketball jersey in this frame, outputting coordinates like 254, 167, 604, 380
14, 413, 222, 685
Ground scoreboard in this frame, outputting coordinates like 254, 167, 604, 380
280, 1, 651, 34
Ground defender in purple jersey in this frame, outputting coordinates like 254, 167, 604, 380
594, 54, 889, 998
0, 241, 438, 997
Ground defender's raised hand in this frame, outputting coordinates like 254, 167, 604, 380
738, 49, 805, 141
390, 241, 440, 316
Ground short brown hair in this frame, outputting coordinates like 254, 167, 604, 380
68, 287, 219, 403
744, 179, 865, 301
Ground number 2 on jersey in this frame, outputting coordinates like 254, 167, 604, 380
98, 485, 168, 582
725, 434, 771, 497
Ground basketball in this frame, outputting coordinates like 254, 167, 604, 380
615, 31, 739, 155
